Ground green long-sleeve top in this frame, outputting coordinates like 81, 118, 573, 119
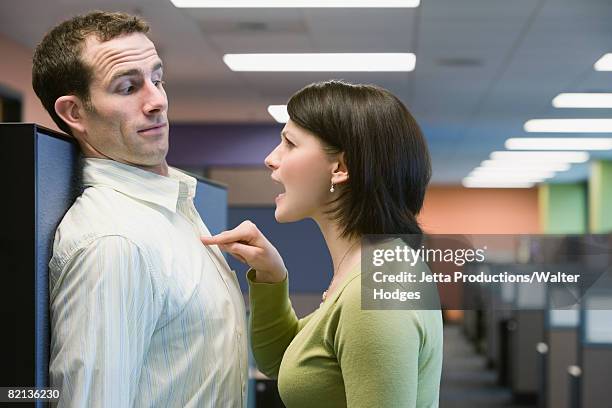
247, 265, 443, 408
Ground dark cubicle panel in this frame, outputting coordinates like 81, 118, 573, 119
575, 236, 612, 408
578, 288, 612, 408
542, 288, 580, 408
1, 123, 228, 405
480, 264, 515, 373
460, 262, 516, 386
192, 174, 228, 236
1, 123, 80, 400
509, 275, 546, 403
461, 263, 487, 354
509, 311, 545, 402
494, 266, 518, 387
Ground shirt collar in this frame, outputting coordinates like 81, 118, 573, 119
82, 158, 197, 213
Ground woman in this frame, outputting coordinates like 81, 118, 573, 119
202, 80, 443, 407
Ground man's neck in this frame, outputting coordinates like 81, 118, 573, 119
82, 153, 170, 177
133, 161, 169, 177
77, 137, 169, 177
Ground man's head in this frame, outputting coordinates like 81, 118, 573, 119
32, 11, 169, 173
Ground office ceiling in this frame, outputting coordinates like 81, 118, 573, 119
1, 0, 612, 183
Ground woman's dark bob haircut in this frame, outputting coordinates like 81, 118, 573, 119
286, 80, 431, 238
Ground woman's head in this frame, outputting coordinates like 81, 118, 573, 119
265, 80, 431, 237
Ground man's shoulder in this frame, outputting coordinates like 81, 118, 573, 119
50, 185, 169, 272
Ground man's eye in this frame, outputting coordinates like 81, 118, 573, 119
154, 80, 166, 87
283, 138, 295, 147
119, 85, 135, 95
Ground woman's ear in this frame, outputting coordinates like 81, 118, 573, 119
331, 152, 349, 185
54, 95, 87, 135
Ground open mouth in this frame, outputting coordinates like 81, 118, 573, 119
271, 177, 286, 200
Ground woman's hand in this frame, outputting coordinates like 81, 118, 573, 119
201, 220, 287, 283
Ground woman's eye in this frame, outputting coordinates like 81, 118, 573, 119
283, 138, 295, 147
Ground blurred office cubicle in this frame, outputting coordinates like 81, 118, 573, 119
461, 234, 612, 408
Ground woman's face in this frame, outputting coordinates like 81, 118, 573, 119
265, 119, 338, 223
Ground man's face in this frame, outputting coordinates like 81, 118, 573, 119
79, 33, 169, 172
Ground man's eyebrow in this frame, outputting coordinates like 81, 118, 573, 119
110, 68, 141, 84
109, 62, 164, 84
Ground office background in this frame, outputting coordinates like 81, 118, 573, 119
1, 1, 612, 407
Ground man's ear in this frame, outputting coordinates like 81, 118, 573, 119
331, 152, 349, 185
54, 95, 87, 135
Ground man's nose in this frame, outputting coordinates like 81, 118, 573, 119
142, 81, 167, 115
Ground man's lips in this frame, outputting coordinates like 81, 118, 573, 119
138, 123, 167, 133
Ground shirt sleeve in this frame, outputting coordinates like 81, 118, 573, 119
247, 268, 314, 378
333, 280, 424, 408
49, 235, 164, 408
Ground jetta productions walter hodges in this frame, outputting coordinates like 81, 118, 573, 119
372, 270, 580, 283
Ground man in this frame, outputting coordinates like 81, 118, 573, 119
32, 11, 247, 407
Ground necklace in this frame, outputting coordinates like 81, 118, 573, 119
322, 240, 359, 303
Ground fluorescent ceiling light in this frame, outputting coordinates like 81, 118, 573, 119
490, 151, 589, 163
480, 160, 571, 172
223, 53, 416, 72
462, 179, 535, 189
268, 105, 289, 123
594, 53, 612, 71
505, 138, 612, 151
170, 0, 420, 8
524, 119, 612, 133
469, 168, 555, 179
465, 174, 548, 183
552, 93, 612, 108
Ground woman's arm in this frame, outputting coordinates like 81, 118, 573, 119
248, 268, 308, 378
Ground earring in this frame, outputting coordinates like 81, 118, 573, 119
330, 182, 335, 193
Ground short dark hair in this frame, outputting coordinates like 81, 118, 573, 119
287, 80, 431, 238
32, 11, 149, 135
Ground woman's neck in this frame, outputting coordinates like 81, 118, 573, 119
314, 217, 361, 277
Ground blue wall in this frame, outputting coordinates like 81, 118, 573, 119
227, 207, 332, 294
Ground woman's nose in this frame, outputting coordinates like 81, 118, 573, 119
265, 146, 280, 170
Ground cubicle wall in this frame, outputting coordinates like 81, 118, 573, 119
543, 287, 580, 408
462, 261, 545, 400
578, 287, 612, 408
510, 276, 546, 402
460, 235, 612, 408
2, 124, 80, 399
1, 123, 228, 406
